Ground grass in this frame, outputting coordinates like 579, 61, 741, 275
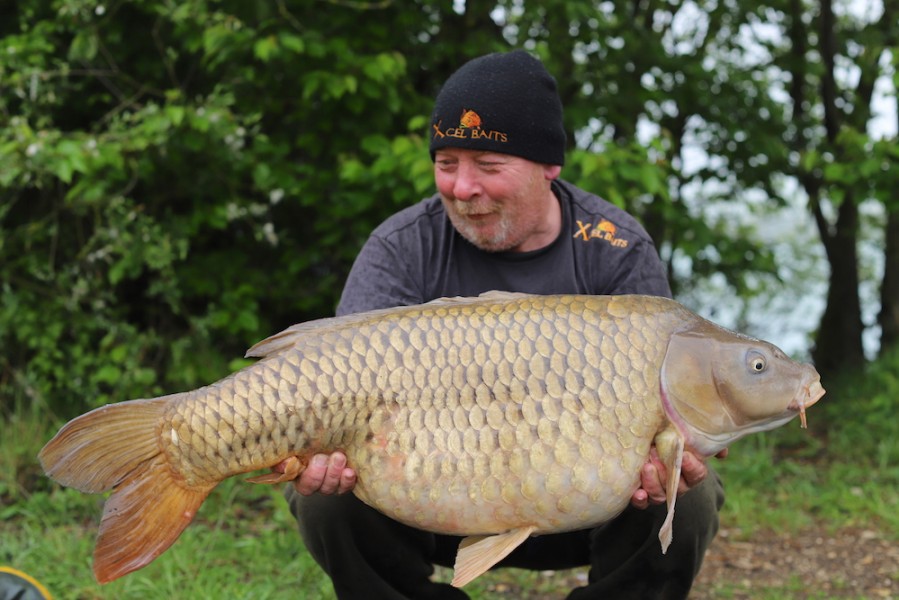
1, 479, 335, 599
2, 349, 898, 599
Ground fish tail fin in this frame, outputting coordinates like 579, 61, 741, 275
39, 395, 215, 583
40, 397, 171, 493
93, 450, 214, 583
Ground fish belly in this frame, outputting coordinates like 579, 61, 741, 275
333, 296, 673, 535
351, 419, 652, 535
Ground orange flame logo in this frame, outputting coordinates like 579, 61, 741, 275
597, 219, 617, 235
459, 109, 482, 129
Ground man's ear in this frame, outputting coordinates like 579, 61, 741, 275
543, 164, 562, 181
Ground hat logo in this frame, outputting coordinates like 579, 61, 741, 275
459, 109, 482, 129
431, 109, 509, 144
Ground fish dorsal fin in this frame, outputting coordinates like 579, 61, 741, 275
420, 291, 534, 307
654, 426, 686, 553
245, 308, 406, 358
477, 290, 533, 301
452, 525, 537, 587
246, 292, 538, 359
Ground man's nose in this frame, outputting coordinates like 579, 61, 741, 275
452, 163, 482, 201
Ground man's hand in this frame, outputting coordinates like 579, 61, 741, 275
290, 452, 356, 496
630, 448, 727, 510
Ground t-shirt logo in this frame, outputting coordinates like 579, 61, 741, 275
432, 109, 509, 143
573, 219, 629, 248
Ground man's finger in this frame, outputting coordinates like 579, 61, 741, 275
630, 487, 650, 510
319, 452, 348, 495
337, 466, 357, 495
295, 453, 329, 496
641, 461, 667, 505
679, 451, 708, 491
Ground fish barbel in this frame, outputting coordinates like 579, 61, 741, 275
39, 292, 824, 586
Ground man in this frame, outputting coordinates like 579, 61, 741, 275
284, 50, 724, 599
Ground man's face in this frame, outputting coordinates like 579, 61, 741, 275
433, 148, 562, 253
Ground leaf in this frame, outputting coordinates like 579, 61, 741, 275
279, 33, 305, 54
68, 30, 98, 62
56, 139, 88, 174
52, 159, 74, 184
823, 162, 852, 185
166, 105, 186, 126
94, 364, 122, 385
254, 36, 278, 62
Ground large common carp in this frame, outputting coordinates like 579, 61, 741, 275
40, 293, 824, 586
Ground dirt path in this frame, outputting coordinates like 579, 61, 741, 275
465, 526, 899, 598
692, 526, 899, 599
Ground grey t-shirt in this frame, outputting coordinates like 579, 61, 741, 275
336, 179, 671, 316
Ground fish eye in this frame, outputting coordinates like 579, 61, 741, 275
747, 351, 767, 373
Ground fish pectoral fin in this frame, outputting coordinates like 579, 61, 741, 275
451, 525, 537, 588
246, 456, 305, 484
654, 427, 685, 554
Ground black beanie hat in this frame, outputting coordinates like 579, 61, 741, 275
429, 50, 566, 166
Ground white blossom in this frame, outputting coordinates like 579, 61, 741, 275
262, 222, 278, 246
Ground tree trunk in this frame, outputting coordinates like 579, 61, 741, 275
879, 209, 899, 356
804, 0, 865, 375
810, 196, 866, 374
876, 0, 899, 357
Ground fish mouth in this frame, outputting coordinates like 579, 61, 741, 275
788, 378, 825, 428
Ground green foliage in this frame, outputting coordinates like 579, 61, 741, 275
2, 0, 896, 419
0, 1, 438, 415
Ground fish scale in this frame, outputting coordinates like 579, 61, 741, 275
39, 292, 824, 587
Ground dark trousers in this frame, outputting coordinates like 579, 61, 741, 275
287, 470, 724, 600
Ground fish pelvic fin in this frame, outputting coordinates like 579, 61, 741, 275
246, 455, 305, 484
452, 525, 537, 587
654, 426, 685, 554
39, 395, 214, 583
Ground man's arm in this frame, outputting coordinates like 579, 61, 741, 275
336, 234, 425, 317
